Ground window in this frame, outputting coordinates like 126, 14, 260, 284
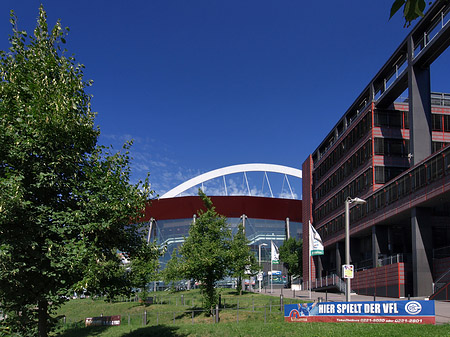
432, 114, 443, 131
444, 115, 450, 132
374, 110, 403, 128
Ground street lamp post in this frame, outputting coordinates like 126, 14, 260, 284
344, 197, 366, 302
258, 243, 267, 292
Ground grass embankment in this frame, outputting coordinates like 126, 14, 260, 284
56, 289, 450, 337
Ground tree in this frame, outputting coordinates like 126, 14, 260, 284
130, 240, 162, 303
0, 7, 153, 336
390, 0, 433, 27
178, 190, 231, 312
230, 222, 258, 294
279, 237, 302, 287
161, 247, 184, 291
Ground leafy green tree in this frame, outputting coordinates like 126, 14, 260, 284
390, 0, 432, 27
162, 247, 185, 291
279, 237, 302, 287
0, 7, 153, 336
130, 240, 162, 303
179, 190, 232, 312
230, 222, 258, 294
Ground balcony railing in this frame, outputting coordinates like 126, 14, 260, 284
307, 274, 346, 293
319, 145, 450, 241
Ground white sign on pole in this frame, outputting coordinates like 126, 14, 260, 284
343, 264, 354, 279
257, 272, 263, 281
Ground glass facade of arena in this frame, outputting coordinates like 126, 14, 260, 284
151, 217, 302, 268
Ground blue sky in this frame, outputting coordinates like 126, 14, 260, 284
1, 1, 448, 198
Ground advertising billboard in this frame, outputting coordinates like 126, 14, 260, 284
284, 300, 435, 324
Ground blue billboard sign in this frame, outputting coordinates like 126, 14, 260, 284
285, 300, 435, 324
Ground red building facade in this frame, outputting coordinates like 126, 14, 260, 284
302, 0, 450, 298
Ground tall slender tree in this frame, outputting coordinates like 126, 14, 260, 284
161, 247, 184, 291
179, 190, 232, 312
230, 222, 258, 294
279, 237, 302, 287
0, 7, 153, 336
130, 240, 162, 303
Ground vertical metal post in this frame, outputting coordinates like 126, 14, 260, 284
242, 214, 246, 293
259, 244, 262, 293
344, 197, 366, 302
259, 243, 267, 293
345, 198, 351, 302
270, 240, 273, 294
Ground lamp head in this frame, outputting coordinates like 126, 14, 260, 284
348, 197, 366, 205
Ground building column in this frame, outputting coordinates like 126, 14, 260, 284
372, 226, 380, 269
408, 36, 432, 165
147, 218, 155, 243
317, 255, 323, 279
285, 217, 290, 239
411, 207, 433, 296
372, 225, 389, 268
336, 242, 343, 277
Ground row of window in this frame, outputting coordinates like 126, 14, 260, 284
376, 110, 450, 132
374, 166, 408, 184
374, 138, 410, 157
315, 112, 372, 182
315, 141, 372, 201
433, 142, 449, 152
314, 168, 373, 223
317, 145, 450, 241
432, 114, 450, 132
374, 109, 409, 129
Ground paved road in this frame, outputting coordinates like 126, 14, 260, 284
253, 287, 450, 325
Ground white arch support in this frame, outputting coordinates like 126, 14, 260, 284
160, 163, 302, 199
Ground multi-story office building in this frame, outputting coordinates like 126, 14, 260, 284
302, 1, 450, 298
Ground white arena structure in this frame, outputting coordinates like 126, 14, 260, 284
142, 163, 303, 288
160, 163, 302, 199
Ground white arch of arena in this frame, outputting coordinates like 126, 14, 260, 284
160, 163, 302, 199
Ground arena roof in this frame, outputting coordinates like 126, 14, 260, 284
160, 163, 302, 199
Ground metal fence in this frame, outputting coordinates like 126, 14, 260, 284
57, 294, 301, 329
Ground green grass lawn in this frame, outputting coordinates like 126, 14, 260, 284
55, 289, 450, 337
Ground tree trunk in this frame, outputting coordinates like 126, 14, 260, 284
38, 300, 48, 337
